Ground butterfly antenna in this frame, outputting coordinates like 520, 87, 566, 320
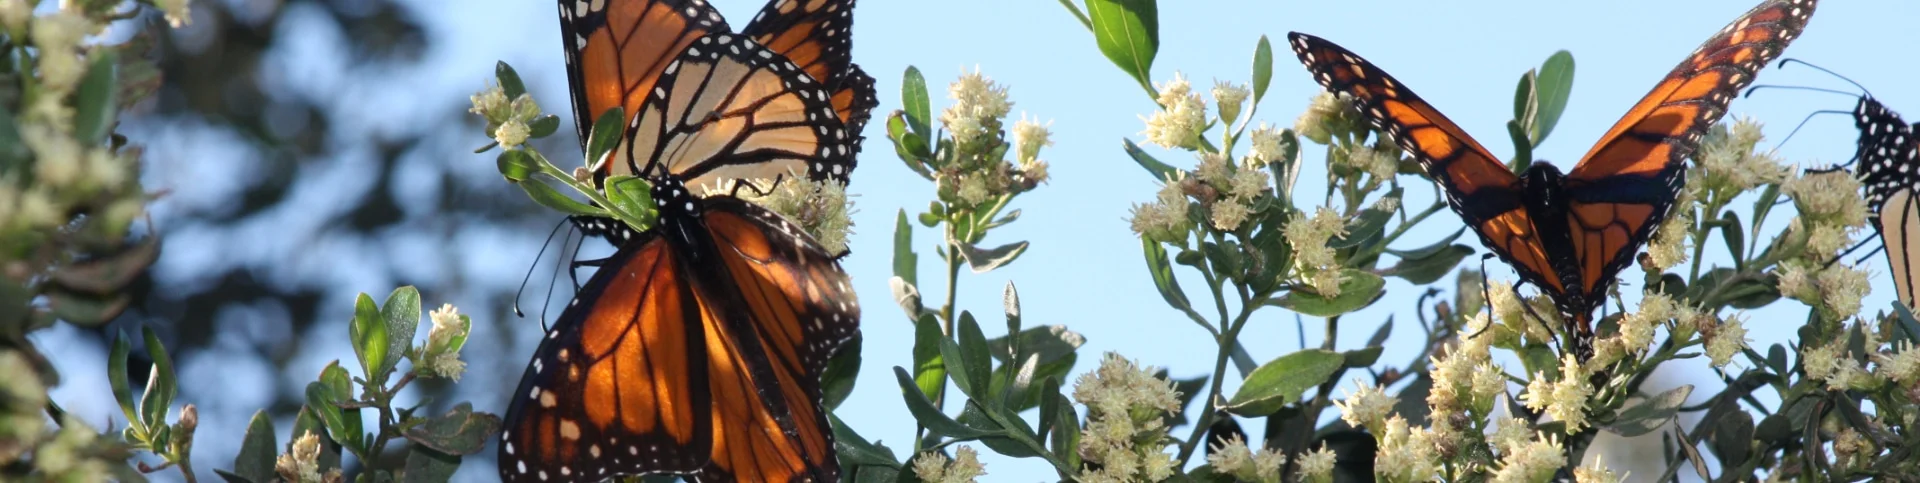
514, 218, 573, 318
1779, 58, 1874, 99
1772, 109, 1854, 151
1458, 256, 1498, 341
539, 226, 578, 331
1744, 84, 1860, 100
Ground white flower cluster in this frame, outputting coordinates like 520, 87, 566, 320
1073, 354, 1182, 483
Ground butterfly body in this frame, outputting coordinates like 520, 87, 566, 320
1291, 0, 1814, 359
1849, 96, 1920, 308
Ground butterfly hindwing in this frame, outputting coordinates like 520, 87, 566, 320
1286, 33, 1570, 298
500, 237, 713, 482
613, 33, 855, 192
559, 0, 729, 150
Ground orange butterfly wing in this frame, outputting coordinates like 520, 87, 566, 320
742, 0, 880, 148
500, 195, 858, 482
1288, 33, 1570, 298
614, 33, 855, 192
559, 0, 727, 149
1562, 0, 1816, 304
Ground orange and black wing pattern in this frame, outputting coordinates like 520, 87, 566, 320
558, 0, 727, 150
613, 33, 856, 193
500, 189, 859, 482
1287, 33, 1571, 302
742, 0, 880, 151
1851, 97, 1920, 309
1562, 0, 1816, 309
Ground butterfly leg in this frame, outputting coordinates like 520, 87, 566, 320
727, 174, 786, 198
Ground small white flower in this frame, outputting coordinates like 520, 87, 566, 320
1875, 340, 1920, 388
1296, 446, 1337, 483
277, 431, 324, 483
1703, 312, 1749, 368
1491, 432, 1565, 483
154, 0, 193, 28
912, 446, 986, 483
1521, 355, 1592, 433
1332, 378, 1396, 430
1213, 80, 1250, 123
1247, 124, 1288, 167
414, 304, 471, 381
0, 0, 30, 32
493, 119, 530, 149
941, 67, 1012, 146
1012, 114, 1053, 163
1575, 454, 1626, 483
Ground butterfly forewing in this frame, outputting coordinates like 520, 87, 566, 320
740, 0, 879, 140
559, 0, 729, 150
617, 33, 855, 193
1852, 97, 1920, 310
1561, 0, 1815, 304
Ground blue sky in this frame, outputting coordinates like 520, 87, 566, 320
40, 0, 1920, 480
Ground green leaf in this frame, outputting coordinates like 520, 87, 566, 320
1893, 303, 1920, 343
1386, 244, 1474, 284
892, 367, 995, 439
1608, 385, 1693, 437
0, 104, 30, 169
304, 382, 357, 453
1330, 188, 1401, 248
957, 403, 1038, 457
888, 113, 934, 179
1366, 317, 1393, 348
1224, 349, 1345, 416
108, 331, 142, 437
1708, 408, 1753, 467
1766, 344, 1788, 375
233, 410, 278, 483
402, 446, 460, 483
377, 286, 422, 385
495, 61, 528, 100
902, 66, 932, 139
1049, 392, 1082, 469
987, 325, 1084, 366
1268, 270, 1385, 317
348, 293, 388, 384
518, 179, 604, 217
830, 413, 901, 471
1531, 51, 1575, 145
72, 50, 120, 144
1142, 239, 1194, 312
602, 175, 656, 228
822, 334, 863, 410
1720, 211, 1745, 267
585, 107, 626, 169
1251, 35, 1274, 103
956, 240, 1028, 274
1344, 346, 1383, 367
1512, 69, 1537, 132
1385, 227, 1467, 259
46, 290, 130, 326
494, 150, 538, 182
402, 403, 501, 455
527, 114, 562, 139
947, 312, 993, 400
893, 210, 918, 287
291, 406, 343, 472
911, 315, 947, 401
1084, 0, 1159, 94
1505, 120, 1533, 173
139, 327, 177, 432
1123, 138, 1179, 181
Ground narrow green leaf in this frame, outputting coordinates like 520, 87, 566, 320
494, 61, 527, 100
46, 290, 129, 326
1721, 211, 1746, 267
1269, 270, 1386, 316
1224, 349, 1345, 416
1084, 0, 1160, 94
1123, 138, 1179, 181
830, 413, 901, 470
1251, 35, 1274, 103
402, 446, 460, 483
233, 410, 278, 483
348, 293, 387, 384
1531, 51, 1575, 145
304, 383, 355, 451
494, 149, 538, 182
1512, 69, 1537, 132
902, 66, 932, 139
956, 240, 1028, 274
888, 113, 934, 179
72, 51, 120, 144
893, 210, 918, 287
108, 331, 141, 436
957, 403, 1036, 457
585, 107, 626, 169
1385, 227, 1467, 259
1344, 346, 1384, 367
1766, 344, 1788, 375
1049, 392, 1082, 469
518, 179, 604, 217
822, 334, 863, 410
139, 327, 177, 431
1386, 245, 1474, 284
1609, 385, 1693, 437
602, 175, 655, 228
527, 114, 562, 139
377, 286, 423, 385
1505, 120, 1533, 173
1142, 239, 1193, 312
401, 403, 502, 455
1366, 316, 1393, 347
1330, 188, 1401, 248
911, 315, 947, 401
892, 367, 994, 438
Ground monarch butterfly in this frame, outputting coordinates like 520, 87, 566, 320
1847, 95, 1920, 308
499, 1, 867, 481
555, 0, 878, 197
1290, 0, 1815, 359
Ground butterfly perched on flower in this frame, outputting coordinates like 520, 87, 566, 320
497, 1, 873, 481
1290, 0, 1816, 359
